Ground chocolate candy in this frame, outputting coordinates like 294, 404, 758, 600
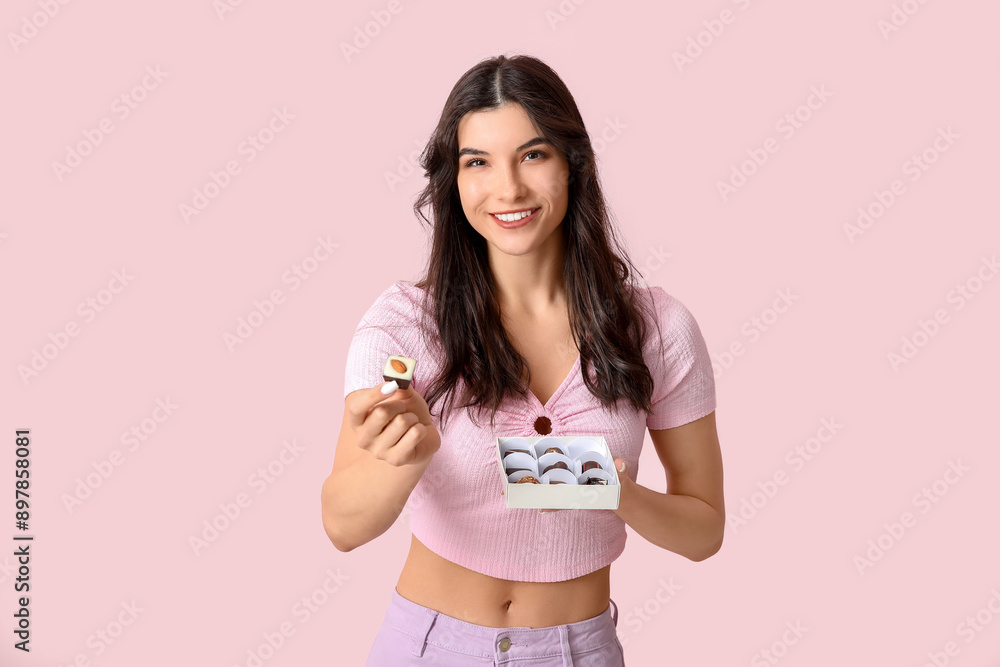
505, 467, 531, 475
542, 461, 569, 474
516, 476, 541, 484
543, 447, 563, 455
581, 460, 601, 473
383, 355, 416, 389
503, 449, 532, 458
584, 478, 608, 485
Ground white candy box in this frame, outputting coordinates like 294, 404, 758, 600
496, 436, 621, 510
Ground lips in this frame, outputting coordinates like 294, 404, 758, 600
491, 207, 540, 229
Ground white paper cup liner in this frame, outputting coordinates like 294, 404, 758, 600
540, 468, 578, 485
503, 452, 538, 476
567, 437, 605, 459
501, 437, 536, 459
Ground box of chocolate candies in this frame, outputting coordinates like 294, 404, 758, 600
496, 436, 621, 510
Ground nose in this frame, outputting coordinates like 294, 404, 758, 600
495, 164, 527, 201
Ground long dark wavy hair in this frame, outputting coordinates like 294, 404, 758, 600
412, 53, 659, 429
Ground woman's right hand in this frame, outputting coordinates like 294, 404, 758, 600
345, 381, 441, 468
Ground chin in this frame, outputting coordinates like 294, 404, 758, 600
492, 242, 537, 257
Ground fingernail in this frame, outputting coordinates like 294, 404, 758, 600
617, 460, 626, 473
381, 380, 398, 395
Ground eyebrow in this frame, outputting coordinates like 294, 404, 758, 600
457, 137, 549, 158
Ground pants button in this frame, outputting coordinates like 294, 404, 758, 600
498, 637, 512, 652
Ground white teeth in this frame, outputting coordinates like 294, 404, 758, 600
494, 209, 536, 222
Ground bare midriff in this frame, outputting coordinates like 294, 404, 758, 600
394, 533, 611, 628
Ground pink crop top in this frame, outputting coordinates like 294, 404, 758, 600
342, 281, 716, 582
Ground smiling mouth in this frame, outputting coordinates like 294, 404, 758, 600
490, 207, 540, 228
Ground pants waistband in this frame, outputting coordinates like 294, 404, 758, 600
386, 588, 620, 662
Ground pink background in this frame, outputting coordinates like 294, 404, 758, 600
3, 1, 999, 665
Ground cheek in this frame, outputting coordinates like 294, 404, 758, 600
540, 169, 570, 204
457, 177, 483, 208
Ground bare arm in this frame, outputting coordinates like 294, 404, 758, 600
321, 383, 441, 552
611, 410, 725, 561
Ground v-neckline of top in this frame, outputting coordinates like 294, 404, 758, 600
524, 354, 581, 412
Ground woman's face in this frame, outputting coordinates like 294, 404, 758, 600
455, 103, 570, 260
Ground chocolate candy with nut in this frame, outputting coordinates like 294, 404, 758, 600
383, 355, 416, 389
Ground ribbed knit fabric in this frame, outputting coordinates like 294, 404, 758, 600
342, 281, 717, 582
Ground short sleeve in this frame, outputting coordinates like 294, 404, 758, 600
343, 283, 426, 398
644, 287, 717, 430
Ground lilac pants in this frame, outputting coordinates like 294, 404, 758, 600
366, 589, 625, 666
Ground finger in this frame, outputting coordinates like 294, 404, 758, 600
613, 458, 629, 482
374, 411, 420, 455
353, 401, 409, 454
346, 382, 405, 429
382, 422, 425, 467
390, 386, 428, 417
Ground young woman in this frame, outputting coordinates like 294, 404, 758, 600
322, 53, 725, 666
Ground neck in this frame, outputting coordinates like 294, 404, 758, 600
488, 229, 566, 315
